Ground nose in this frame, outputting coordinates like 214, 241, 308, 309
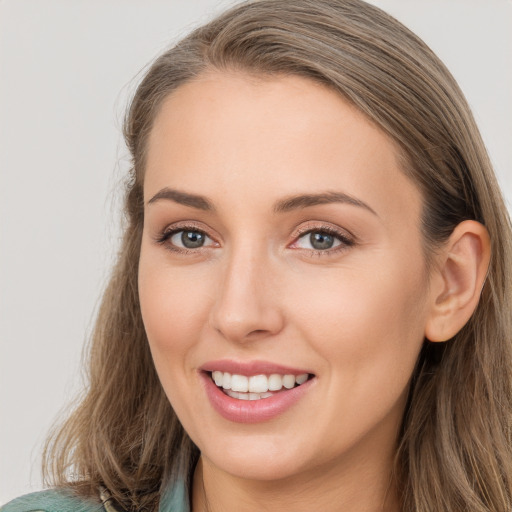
209, 248, 285, 344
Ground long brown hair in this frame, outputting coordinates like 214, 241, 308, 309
43, 1, 512, 510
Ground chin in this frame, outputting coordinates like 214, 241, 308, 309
197, 432, 317, 482
208, 454, 306, 482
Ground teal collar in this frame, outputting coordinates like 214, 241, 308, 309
159, 479, 189, 512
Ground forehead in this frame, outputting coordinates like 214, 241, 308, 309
144, 71, 422, 226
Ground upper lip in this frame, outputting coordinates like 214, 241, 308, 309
200, 359, 313, 376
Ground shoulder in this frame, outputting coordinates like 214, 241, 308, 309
0, 488, 111, 512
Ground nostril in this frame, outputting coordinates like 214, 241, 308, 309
246, 329, 269, 337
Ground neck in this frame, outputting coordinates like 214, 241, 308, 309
191, 446, 400, 512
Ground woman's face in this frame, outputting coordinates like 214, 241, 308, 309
139, 72, 432, 482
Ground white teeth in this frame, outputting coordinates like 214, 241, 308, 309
222, 372, 231, 390
212, 371, 223, 386
226, 390, 274, 400
295, 373, 308, 385
268, 374, 283, 391
283, 374, 295, 389
211, 371, 310, 397
248, 374, 268, 393
230, 374, 249, 392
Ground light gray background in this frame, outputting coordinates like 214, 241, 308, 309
1, 0, 511, 504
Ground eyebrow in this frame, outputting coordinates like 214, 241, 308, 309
147, 187, 377, 216
273, 191, 378, 216
147, 187, 215, 211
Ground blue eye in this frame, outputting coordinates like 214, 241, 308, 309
158, 228, 215, 251
294, 229, 352, 252
308, 232, 337, 250
170, 230, 210, 249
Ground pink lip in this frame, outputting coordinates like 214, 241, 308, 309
200, 359, 312, 376
199, 360, 316, 424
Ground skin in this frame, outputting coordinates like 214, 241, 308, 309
138, 72, 478, 512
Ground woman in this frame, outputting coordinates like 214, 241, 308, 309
3, 0, 511, 511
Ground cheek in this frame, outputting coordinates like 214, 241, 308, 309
289, 256, 426, 341
138, 252, 216, 427
138, 252, 213, 365
286, 256, 427, 414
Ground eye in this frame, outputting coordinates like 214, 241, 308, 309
292, 227, 354, 254
170, 229, 211, 249
298, 231, 340, 250
156, 226, 216, 252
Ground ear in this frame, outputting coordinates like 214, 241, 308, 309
425, 220, 491, 342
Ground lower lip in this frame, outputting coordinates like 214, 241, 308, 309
201, 372, 315, 424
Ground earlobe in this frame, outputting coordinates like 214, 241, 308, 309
425, 220, 491, 342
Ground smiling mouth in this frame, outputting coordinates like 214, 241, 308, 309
208, 371, 314, 401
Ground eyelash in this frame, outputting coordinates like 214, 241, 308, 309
154, 223, 215, 255
292, 225, 355, 257
155, 223, 355, 257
